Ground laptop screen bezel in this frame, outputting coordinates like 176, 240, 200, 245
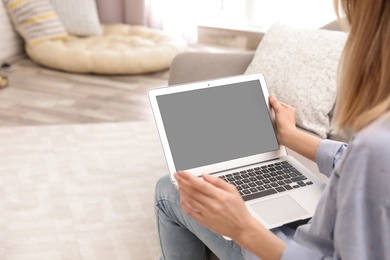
149, 73, 288, 182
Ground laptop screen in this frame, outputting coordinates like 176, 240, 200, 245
156, 79, 279, 171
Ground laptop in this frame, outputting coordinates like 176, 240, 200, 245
149, 73, 325, 230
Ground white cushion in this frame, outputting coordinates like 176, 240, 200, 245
26, 24, 187, 74
50, 0, 101, 36
245, 23, 347, 138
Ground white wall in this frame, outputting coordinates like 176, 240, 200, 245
194, 0, 337, 30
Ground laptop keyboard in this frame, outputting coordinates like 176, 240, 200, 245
219, 161, 314, 201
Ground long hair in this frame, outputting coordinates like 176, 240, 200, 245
332, 0, 390, 133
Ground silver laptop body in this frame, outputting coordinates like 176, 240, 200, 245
149, 73, 325, 229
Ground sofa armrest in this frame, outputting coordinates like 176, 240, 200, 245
168, 52, 254, 85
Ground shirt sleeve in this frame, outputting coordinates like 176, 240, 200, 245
282, 240, 333, 259
315, 139, 348, 178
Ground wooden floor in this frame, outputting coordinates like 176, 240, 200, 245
0, 58, 170, 126
0, 37, 254, 128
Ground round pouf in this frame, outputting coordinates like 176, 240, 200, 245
26, 24, 188, 75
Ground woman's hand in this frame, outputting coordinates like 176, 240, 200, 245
175, 171, 286, 260
269, 94, 321, 162
175, 171, 253, 240
269, 94, 298, 146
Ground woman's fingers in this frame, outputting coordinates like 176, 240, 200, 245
175, 171, 240, 217
175, 172, 221, 209
270, 94, 293, 111
175, 171, 223, 199
177, 177, 209, 210
269, 94, 283, 111
202, 174, 238, 194
280, 102, 290, 109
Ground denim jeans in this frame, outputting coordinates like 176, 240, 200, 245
154, 174, 246, 260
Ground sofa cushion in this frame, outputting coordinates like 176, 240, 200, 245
3, 0, 68, 46
50, 0, 101, 36
245, 23, 347, 138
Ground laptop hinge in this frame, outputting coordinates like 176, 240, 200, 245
211, 158, 282, 175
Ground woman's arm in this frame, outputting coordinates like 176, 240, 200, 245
269, 95, 348, 177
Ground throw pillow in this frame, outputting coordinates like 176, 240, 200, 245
245, 23, 347, 138
3, 0, 68, 46
50, 0, 101, 36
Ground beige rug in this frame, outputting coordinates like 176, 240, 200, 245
0, 121, 167, 259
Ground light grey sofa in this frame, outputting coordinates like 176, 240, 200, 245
169, 20, 342, 85
167, 21, 346, 259
168, 20, 346, 176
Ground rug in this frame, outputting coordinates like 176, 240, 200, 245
0, 121, 167, 259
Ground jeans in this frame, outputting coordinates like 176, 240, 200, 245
154, 174, 246, 260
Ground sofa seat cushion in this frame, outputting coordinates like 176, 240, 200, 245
26, 24, 188, 74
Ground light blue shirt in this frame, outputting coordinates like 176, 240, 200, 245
246, 116, 390, 259
284, 116, 390, 259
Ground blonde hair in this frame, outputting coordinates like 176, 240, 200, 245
332, 0, 390, 133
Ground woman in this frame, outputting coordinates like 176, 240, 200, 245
154, 0, 390, 259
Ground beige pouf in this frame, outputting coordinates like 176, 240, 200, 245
26, 24, 188, 75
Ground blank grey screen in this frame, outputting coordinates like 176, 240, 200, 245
156, 80, 279, 171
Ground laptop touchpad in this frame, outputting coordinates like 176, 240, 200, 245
249, 195, 308, 226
